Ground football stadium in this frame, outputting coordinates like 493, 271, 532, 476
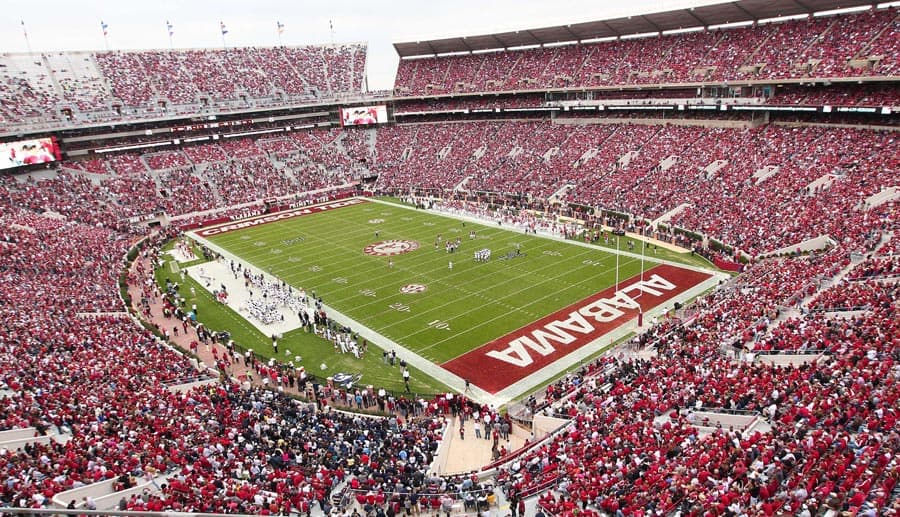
0, 1, 898, 516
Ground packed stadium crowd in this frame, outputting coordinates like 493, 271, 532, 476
1, 129, 371, 232
373, 121, 896, 256
0, 117, 896, 513
2, 8, 899, 132
0, 3, 898, 516
503, 245, 899, 516
393, 7, 898, 96
2, 118, 896, 515
0, 45, 367, 129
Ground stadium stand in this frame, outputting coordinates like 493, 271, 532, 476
0, 44, 367, 132
767, 83, 900, 106
2, 113, 896, 513
393, 7, 898, 95
0, 1, 898, 515
373, 121, 897, 256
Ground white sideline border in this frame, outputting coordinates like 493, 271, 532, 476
187, 197, 728, 406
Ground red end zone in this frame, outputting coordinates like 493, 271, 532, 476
194, 198, 368, 237
441, 264, 712, 394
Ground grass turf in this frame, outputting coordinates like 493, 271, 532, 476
154, 240, 448, 397
202, 199, 694, 369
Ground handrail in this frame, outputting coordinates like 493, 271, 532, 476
690, 406, 762, 417
753, 348, 829, 356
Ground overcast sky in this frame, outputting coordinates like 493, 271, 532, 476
3, 0, 732, 90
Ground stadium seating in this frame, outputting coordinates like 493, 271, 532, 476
0, 5, 898, 510
1, 116, 898, 513
393, 8, 898, 95
767, 84, 900, 106
374, 121, 897, 256
510, 248, 899, 516
0, 44, 367, 130
848, 256, 900, 280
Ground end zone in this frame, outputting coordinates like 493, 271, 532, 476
441, 264, 713, 394
195, 198, 368, 237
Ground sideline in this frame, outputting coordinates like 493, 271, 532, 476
186, 197, 727, 406
373, 197, 717, 275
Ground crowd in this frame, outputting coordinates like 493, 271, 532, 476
807, 280, 898, 312
5, 131, 367, 231
393, 7, 897, 96
504, 247, 900, 516
1, 7, 896, 130
374, 121, 897, 256
767, 84, 900, 107
847, 255, 900, 280
0, 208, 463, 513
0, 63, 897, 517
0, 45, 367, 129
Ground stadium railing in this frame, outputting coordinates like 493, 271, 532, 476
0, 509, 261, 517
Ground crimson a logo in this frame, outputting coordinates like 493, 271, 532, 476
363, 240, 420, 256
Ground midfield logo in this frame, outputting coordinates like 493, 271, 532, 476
364, 240, 420, 256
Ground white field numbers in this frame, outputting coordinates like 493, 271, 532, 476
428, 319, 451, 331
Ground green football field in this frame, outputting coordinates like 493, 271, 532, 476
200, 199, 655, 366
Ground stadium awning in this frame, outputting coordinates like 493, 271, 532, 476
393, 0, 880, 57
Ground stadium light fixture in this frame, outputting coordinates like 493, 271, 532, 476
758, 14, 808, 25
708, 20, 753, 30
663, 27, 704, 35
814, 5, 871, 16
620, 31, 660, 40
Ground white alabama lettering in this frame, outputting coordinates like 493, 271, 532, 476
603, 291, 641, 310
621, 274, 676, 296
547, 311, 595, 336
579, 299, 624, 323
486, 274, 678, 367
486, 337, 549, 367
197, 198, 364, 236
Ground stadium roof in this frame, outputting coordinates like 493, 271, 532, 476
393, 0, 880, 57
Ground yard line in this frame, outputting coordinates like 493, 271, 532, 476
263, 221, 603, 319
212, 206, 497, 274
411, 256, 640, 355
210, 208, 428, 256
199, 201, 643, 359
208, 206, 570, 314
355, 246, 615, 328
229, 223, 527, 294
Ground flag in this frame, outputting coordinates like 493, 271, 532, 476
101, 20, 109, 36
220, 21, 228, 35
167, 20, 174, 37
21, 20, 27, 38
329, 20, 333, 31
277, 21, 284, 34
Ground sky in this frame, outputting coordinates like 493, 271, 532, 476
2, 0, 729, 90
